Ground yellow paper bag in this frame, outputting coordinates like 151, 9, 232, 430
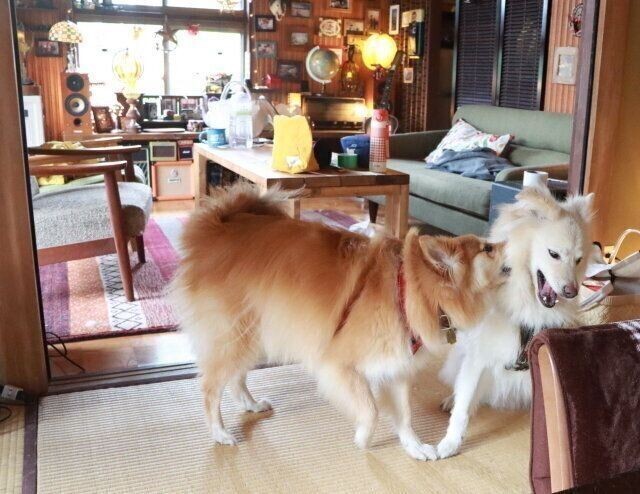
270, 115, 319, 174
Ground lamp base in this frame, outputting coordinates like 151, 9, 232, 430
122, 97, 141, 134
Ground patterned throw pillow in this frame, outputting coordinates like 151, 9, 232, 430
425, 119, 512, 164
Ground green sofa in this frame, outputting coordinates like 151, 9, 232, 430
374, 105, 572, 235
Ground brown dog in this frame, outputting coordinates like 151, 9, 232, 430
172, 183, 507, 460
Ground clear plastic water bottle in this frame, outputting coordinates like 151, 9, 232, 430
224, 84, 253, 149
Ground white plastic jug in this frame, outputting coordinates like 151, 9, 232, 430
220, 81, 253, 149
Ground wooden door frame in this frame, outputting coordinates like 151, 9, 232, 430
569, 0, 631, 208
0, 0, 48, 395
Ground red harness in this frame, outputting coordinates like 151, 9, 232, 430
335, 261, 423, 355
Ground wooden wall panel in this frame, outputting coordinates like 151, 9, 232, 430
1, 0, 49, 394
18, 0, 69, 141
543, 0, 581, 114
395, 0, 430, 132
250, 0, 385, 106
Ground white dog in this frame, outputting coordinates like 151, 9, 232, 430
437, 185, 594, 459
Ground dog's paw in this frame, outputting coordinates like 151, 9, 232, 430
246, 398, 272, 413
354, 426, 373, 450
212, 427, 238, 446
436, 437, 461, 459
403, 442, 438, 461
440, 395, 454, 413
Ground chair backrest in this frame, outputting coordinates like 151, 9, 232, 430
453, 105, 572, 166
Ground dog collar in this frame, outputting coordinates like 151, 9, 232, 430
396, 263, 457, 353
504, 324, 535, 371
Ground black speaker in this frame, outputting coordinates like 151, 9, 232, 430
64, 93, 89, 116
65, 73, 86, 92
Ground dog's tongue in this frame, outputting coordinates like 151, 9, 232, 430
540, 281, 558, 308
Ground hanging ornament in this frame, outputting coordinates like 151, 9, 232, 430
154, 16, 178, 52
187, 23, 200, 36
568, 3, 583, 37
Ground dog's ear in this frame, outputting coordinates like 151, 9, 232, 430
418, 236, 460, 282
563, 193, 595, 224
514, 185, 560, 221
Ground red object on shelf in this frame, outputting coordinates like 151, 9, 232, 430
264, 74, 283, 89
369, 109, 389, 172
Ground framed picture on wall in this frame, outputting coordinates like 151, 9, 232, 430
256, 40, 277, 59
328, 0, 351, 12
343, 18, 365, 35
34, 39, 61, 57
255, 15, 276, 32
389, 5, 400, 35
402, 67, 414, 84
291, 1, 312, 18
365, 9, 381, 33
286, 26, 311, 49
318, 17, 342, 37
552, 46, 578, 85
92, 106, 115, 133
277, 60, 303, 81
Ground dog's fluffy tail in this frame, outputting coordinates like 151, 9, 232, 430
197, 181, 298, 224
181, 182, 298, 253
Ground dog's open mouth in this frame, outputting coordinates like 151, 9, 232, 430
536, 270, 558, 308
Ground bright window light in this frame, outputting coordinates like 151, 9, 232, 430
77, 22, 164, 104
168, 30, 244, 95
77, 22, 244, 101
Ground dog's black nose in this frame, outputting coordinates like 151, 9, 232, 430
501, 265, 512, 276
562, 283, 578, 298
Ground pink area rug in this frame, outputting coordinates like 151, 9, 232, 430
40, 210, 357, 343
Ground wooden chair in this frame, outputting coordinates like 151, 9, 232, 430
28, 141, 151, 302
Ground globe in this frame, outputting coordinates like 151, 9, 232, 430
305, 46, 341, 86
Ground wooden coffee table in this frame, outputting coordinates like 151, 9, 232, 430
193, 143, 410, 237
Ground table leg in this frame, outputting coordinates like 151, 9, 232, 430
384, 184, 409, 238
285, 199, 301, 219
194, 148, 208, 204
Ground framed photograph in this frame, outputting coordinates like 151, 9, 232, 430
92, 106, 115, 133
552, 46, 578, 85
34, 39, 60, 57
328, 0, 351, 11
402, 67, 414, 84
256, 40, 277, 59
401, 8, 424, 27
318, 17, 342, 37
255, 15, 276, 32
291, 1, 312, 18
277, 60, 303, 81
365, 9, 381, 33
343, 18, 364, 36
389, 5, 400, 35
286, 26, 311, 49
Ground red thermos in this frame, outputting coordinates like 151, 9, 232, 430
369, 109, 389, 172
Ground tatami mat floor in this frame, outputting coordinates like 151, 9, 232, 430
0, 406, 24, 493
37, 361, 531, 494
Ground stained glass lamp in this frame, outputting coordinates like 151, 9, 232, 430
49, 19, 83, 73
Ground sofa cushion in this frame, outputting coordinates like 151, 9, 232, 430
387, 159, 493, 218
32, 182, 152, 249
426, 119, 512, 163
504, 144, 570, 167
454, 105, 572, 154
